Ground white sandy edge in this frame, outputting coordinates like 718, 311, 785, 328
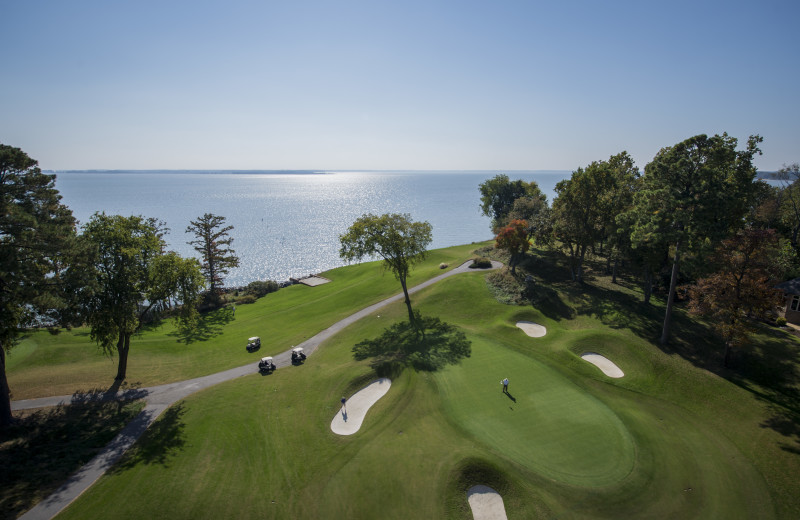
330, 378, 392, 435
467, 485, 508, 520
516, 321, 546, 337
581, 352, 624, 378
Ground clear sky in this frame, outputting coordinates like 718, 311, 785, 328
1, 0, 797, 171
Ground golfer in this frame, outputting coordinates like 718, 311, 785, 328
341, 396, 347, 410
501, 378, 509, 393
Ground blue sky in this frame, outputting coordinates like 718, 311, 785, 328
1, 0, 797, 171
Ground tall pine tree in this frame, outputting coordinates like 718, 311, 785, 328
0, 144, 79, 427
186, 213, 239, 305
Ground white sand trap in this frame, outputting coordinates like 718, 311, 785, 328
467, 485, 508, 520
516, 321, 546, 337
581, 352, 624, 378
330, 378, 392, 435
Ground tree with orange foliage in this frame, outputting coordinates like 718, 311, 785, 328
495, 219, 530, 275
687, 228, 783, 367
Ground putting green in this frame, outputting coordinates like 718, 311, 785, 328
435, 336, 636, 487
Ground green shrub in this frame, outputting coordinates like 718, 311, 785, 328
245, 280, 279, 298
470, 257, 492, 269
485, 268, 525, 305
236, 294, 257, 305
776, 316, 788, 327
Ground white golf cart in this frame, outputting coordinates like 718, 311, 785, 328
258, 356, 276, 373
291, 346, 306, 364
246, 336, 261, 352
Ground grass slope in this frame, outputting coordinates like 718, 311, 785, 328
7, 244, 480, 400
10, 244, 800, 519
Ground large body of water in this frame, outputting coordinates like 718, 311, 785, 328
54, 170, 571, 287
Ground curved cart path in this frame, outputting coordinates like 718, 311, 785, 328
14, 260, 500, 520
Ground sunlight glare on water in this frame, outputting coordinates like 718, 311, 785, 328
56, 170, 569, 286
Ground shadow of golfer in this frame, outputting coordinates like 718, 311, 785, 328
504, 391, 517, 403
341, 410, 348, 422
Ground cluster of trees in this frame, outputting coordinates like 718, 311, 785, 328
1, 144, 241, 427
482, 133, 794, 363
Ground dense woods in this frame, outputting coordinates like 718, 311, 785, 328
482, 133, 794, 361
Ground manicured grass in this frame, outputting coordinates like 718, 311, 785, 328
7, 244, 483, 400
436, 335, 637, 488
11, 243, 800, 518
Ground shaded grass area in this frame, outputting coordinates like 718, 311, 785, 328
479, 245, 800, 518
0, 398, 144, 520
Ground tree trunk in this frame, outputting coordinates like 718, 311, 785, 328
564, 242, 575, 282
643, 269, 652, 304
0, 345, 12, 428
661, 240, 681, 345
399, 277, 416, 326
577, 244, 587, 283
115, 333, 130, 381
611, 258, 618, 284
724, 342, 732, 367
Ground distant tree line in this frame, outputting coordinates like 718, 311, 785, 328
481, 133, 794, 363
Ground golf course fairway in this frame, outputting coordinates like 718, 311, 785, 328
7, 245, 795, 519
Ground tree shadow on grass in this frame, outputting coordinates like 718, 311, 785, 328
496, 246, 800, 449
1, 399, 144, 520
69, 381, 149, 407
110, 403, 187, 472
354, 311, 471, 373
169, 306, 235, 344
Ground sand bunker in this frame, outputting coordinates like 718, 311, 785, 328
516, 321, 546, 338
467, 485, 508, 520
330, 378, 392, 435
581, 352, 624, 378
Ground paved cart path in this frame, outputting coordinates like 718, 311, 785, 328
14, 260, 500, 520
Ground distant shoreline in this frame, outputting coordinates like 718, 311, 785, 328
45, 169, 574, 175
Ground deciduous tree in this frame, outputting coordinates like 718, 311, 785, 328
186, 213, 239, 305
84, 214, 204, 381
600, 152, 640, 282
0, 144, 80, 427
479, 174, 542, 229
495, 219, 530, 275
687, 228, 783, 367
507, 187, 552, 248
551, 161, 617, 282
340, 213, 432, 325
777, 163, 800, 247
632, 133, 762, 345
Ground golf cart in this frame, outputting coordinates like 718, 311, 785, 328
258, 356, 276, 373
291, 347, 306, 364
246, 337, 261, 352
